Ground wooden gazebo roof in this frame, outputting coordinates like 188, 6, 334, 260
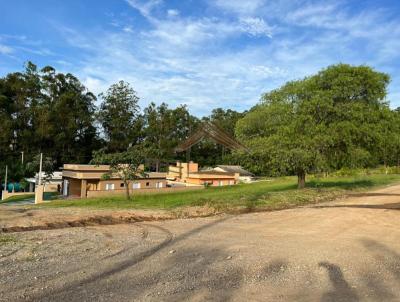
174, 121, 248, 153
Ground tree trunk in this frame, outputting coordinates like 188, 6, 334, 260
125, 180, 130, 200
297, 171, 306, 189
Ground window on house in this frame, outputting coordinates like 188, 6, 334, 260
156, 182, 163, 188
132, 182, 141, 189
120, 183, 125, 188
105, 183, 115, 190
146, 182, 150, 187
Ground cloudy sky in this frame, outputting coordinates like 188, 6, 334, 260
1, 0, 400, 115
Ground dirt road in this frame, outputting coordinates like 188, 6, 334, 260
1, 185, 400, 301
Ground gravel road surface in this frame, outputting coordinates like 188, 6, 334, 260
1, 185, 400, 301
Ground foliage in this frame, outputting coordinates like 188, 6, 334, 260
141, 102, 192, 171
2, 61, 399, 188
97, 81, 141, 152
90, 146, 146, 200
236, 64, 397, 188
188, 108, 246, 167
0, 62, 100, 178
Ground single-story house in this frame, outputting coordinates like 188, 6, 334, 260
185, 171, 238, 186
167, 161, 238, 186
62, 164, 167, 198
213, 165, 255, 183
26, 171, 63, 192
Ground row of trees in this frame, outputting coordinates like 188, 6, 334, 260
2, 62, 400, 189
0, 62, 244, 183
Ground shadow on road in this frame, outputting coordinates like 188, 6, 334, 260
361, 239, 400, 280
319, 262, 359, 302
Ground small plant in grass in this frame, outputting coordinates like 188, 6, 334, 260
0, 234, 17, 245
245, 199, 257, 212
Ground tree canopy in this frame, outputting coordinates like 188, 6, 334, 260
0, 62, 245, 184
236, 64, 399, 188
2, 62, 400, 189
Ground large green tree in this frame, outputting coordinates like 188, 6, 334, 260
236, 64, 392, 188
97, 81, 141, 152
141, 102, 191, 171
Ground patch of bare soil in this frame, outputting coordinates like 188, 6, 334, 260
1, 185, 400, 301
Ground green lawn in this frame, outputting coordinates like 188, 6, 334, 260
40, 174, 400, 212
0, 193, 35, 203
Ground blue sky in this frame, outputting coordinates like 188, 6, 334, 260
1, 0, 400, 116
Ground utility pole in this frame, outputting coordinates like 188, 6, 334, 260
21, 151, 24, 164
38, 153, 43, 186
35, 154, 44, 204
4, 165, 7, 192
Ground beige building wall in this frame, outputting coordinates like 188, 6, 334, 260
96, 178, 166, 191
86, 185, 203, 198
62, 164, 168, 199
64, 176, 167, 198
185, 178, 236, 186
167, 162, 199, 181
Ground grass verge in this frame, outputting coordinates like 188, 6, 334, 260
39, 174, 400, 213
0, 194, 35, 203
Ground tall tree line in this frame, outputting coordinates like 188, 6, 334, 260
0, 62, 243, 182
4, 62, 397, 187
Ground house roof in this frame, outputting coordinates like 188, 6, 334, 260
215, 165, 254, 176
62, 164, 165, 180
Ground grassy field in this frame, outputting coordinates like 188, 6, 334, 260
40, 174, 400, 212
0, 193, 35, 203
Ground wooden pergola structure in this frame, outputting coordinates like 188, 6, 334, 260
175, 121, 248, 160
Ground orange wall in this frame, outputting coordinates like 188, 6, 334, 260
186, 178, 236, 186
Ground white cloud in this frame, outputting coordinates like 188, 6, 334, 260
57, 23, 290, 115
123, 25, 134, 33
0, 44, 13, 54
239, 17, 273, 37
125, 0, 163, 20
45, 0, 400, 113
167, 9, 179, 17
